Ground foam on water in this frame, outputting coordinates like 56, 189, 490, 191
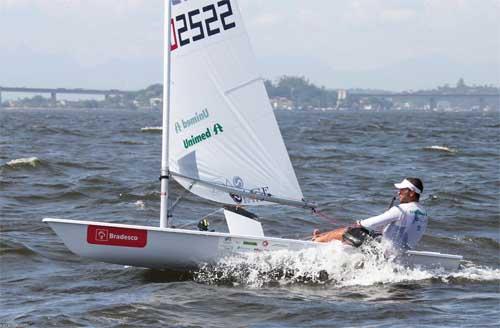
447, 262, 500, 282
195, 242, 500, 288
424, 145, 457, 153
134, 200, 146, 209
5, 157, 41, 168
140, 126, 162, 133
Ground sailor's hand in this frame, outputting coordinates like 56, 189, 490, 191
312, 229, 321, 241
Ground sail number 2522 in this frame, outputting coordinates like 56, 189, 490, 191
171, 0, 236, 51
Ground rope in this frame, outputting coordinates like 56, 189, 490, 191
171, 208, 223, 229
201, 208, 224, 221
167, 182, 195, 227
387, 195, 397, 210
311, 208, 343, 226
296, 208, 344, 241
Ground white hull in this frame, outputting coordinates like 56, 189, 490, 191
401, 250, 463, 271
43, 218, 462, 271
43, 218, 317, 270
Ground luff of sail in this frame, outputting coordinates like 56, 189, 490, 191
168, 0, 304, 206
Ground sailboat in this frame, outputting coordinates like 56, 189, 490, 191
44, 0, 462, 271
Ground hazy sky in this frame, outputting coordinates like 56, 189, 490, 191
1, 0, 499, 91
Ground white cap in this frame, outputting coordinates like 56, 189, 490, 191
394, 179, 422, 194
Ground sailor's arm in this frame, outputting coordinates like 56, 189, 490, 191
312, 206, 403, 243
359, 206, 403, 231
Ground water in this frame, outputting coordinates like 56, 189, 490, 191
1, 108, 499, 327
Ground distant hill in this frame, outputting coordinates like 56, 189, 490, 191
263, 76, 499, 110
257, 55, 500, 91
3, 76, 498, 111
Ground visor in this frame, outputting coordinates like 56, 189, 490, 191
394, 179, 422, 194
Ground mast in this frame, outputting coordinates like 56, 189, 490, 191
160, 0, 172, 228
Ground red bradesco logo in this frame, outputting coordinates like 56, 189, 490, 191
87, 225, 147, 248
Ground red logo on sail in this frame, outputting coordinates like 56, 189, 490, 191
87, 225, 147, 248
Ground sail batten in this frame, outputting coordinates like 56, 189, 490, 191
169, 0, 304, 206
224, 77, 263, 95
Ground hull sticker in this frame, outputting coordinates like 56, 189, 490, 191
87, 225, 147, 248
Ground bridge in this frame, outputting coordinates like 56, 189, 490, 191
346, 93, 499, 98
0, 86, 134, 107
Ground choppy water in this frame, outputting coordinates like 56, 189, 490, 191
1, 108, 499, 327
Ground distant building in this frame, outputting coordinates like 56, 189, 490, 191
150, 98, 162, 109
271, 97, 294, 110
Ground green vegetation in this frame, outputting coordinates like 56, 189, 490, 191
419, 78, 499, 95
264, 76, 499, 111
264, 76, 338, 109
2, 76, 498, 111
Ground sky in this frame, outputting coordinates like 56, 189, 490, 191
0, 0, 499, 91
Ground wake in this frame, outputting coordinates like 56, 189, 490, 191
194, 242, 500, 288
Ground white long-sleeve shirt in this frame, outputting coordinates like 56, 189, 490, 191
360, 202, 428, 250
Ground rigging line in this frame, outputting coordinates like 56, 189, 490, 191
167, 181, 195, 227
301, 208, 345, 241
312, 208, 343, 226
200, 207, 224, 221
387, 193, 397, 210
171, 208, 223, 229
168, 181, 195, 213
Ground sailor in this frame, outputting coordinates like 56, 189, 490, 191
313, 178, 428, 250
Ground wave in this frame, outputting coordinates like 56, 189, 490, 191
0, 239, 38, 257
4, 157, 41, 168
468, 236, 500, 249
290, 153, 338, 161
31, 125, 87, 137
79, 175, 116, 185
194, 242, 500, 288
112, 140, 145, 145
444, 262, 500, 283
140, 126, 162, 133
424, 146, 457, 153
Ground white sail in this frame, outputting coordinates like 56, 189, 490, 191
168, 0, 303, 206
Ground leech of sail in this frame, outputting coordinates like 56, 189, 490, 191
170, 171, 316, 210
